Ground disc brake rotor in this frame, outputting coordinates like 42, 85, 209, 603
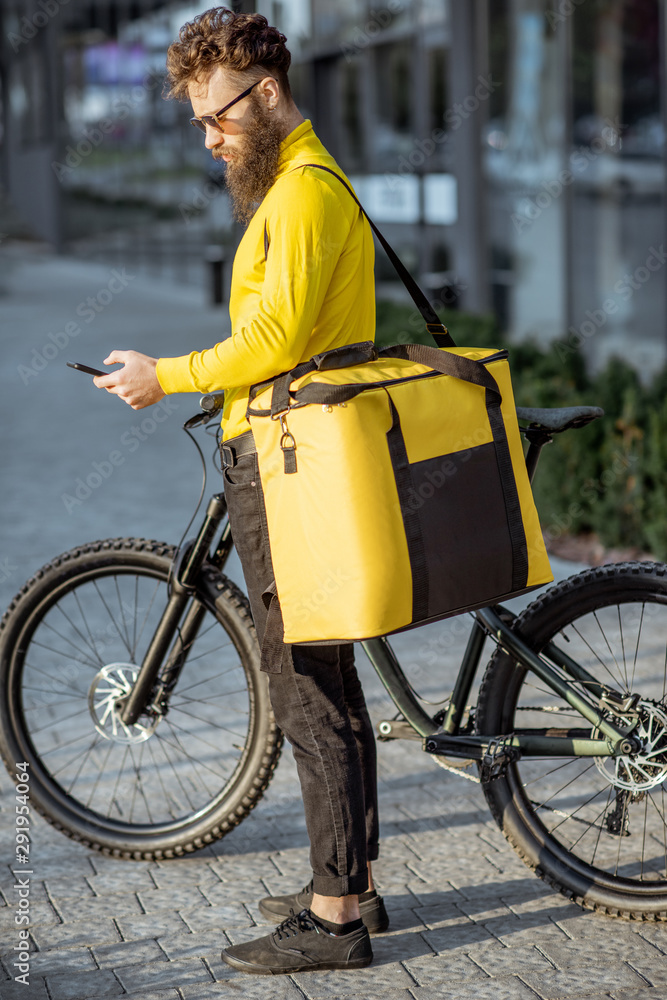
594, 699, 667, 792
88, 663, 160, 745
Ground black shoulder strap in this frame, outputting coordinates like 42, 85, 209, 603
302, 163, 455, 349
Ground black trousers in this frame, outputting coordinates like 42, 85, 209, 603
223, 445, 379, 897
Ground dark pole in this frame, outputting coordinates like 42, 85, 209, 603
661, 0, 667, 363
448, 0, 490, 313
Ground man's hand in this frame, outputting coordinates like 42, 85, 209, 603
94, 350, 165, 410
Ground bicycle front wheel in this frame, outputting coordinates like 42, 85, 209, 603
477, 562, 667, 919
0, 538, 282, 859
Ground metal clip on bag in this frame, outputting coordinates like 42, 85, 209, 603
246, 165, 553, 647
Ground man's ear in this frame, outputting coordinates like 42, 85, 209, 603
257, 75, 280, 110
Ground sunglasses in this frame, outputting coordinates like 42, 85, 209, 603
189, 80, 261, 134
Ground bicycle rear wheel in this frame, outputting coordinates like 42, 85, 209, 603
0, 538, 283, 859
477, 562, 667, 919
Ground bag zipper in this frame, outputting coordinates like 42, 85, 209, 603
299, 349, 509, 394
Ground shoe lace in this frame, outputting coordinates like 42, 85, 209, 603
272, 908, 320, 942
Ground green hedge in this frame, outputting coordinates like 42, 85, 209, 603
375, 300, 667, 559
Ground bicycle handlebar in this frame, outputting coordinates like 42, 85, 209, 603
199, 392, 225, 414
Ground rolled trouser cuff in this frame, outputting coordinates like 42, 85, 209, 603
311, 868, 369, 898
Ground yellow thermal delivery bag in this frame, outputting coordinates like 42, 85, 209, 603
247, 340, 553, 645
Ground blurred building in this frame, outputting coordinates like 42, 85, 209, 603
1, 0, 665, 370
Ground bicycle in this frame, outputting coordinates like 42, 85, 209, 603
2, 392, 667, 923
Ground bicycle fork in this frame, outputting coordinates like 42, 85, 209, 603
119, 493, 232, 727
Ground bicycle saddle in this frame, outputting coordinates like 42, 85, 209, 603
516, 405, 604, 433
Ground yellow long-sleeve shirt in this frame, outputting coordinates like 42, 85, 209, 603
156, 119, 375, 440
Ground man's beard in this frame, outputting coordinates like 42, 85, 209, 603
217, 96, 285, 226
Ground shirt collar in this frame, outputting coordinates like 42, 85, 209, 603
276, 119, 318, 178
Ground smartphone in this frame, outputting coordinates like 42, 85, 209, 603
67, 362, 107, 377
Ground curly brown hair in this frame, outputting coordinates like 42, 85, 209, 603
165, 7, 292, 102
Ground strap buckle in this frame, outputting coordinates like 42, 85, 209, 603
221, 443, 236, 468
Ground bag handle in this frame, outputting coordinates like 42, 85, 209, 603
292, 342, 502, 409
299, 164, 455, 350
250, 341, 502, 418
247, 341, 379, 416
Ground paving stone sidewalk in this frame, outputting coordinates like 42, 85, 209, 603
1, 245, 667, 1000
2, 625, 667, 1000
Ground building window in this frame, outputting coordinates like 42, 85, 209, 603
570, 0, 665, 372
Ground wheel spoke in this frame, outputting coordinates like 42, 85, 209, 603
568, 620, 624, 690
85, 740, 115, 809
132, 575, 139, 659
479, 567, 667, 909
146, 737, 183, 820
4, 547, 278, 861
65, 733, 105, 796
165, 715, 245, 763
590, 784, 613, 868
127, 743, 153, 825
527, 760, 596, 815
545, 779, 608, 839
567, 794, 618, 853
154, 726, 200, 812
132, 577, 163, 658
114, 577, 134, 656
30, 705, 91, 736
72, 590, 104, 665
520, 757, 580, 790
630, 602, 645, 692
616, 605, 629, 691
30, 629, 101, 670
168, 665, 242, 697
93, 579, 133, 660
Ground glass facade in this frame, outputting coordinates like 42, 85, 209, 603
569, 0, 665, 371
485, 0, 665, 367
1, 0, 664, 368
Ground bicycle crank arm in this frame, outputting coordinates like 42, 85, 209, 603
424, 731, 615, 759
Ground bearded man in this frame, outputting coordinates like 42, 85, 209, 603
93, 6, 388, 976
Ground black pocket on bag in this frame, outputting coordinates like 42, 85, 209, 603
411, 442, 514, 615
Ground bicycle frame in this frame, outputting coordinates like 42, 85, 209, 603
119, 488, 637, 763
120, 409, 638, 764
363, 613, 636, 761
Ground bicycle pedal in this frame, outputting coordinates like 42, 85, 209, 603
480, 737, 520, 783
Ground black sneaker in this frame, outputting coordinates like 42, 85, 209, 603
221, 909, 373, 975
258, 880, 389, 934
